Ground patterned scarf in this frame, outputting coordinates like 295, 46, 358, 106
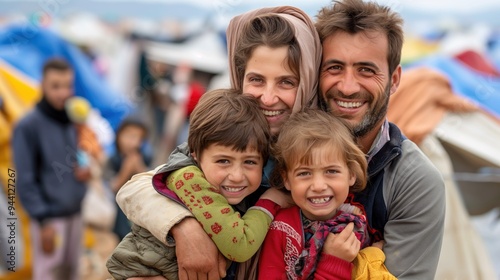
294, 204, 370, 280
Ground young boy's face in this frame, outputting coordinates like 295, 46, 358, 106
196, 143, 264, 205
283, 146, 355, 221
118, 125, 145, 155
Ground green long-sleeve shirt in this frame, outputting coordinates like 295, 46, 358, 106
166, 165, 280, 262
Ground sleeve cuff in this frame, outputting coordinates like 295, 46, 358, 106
319, 253, 353, 277
249, 199, 281, 219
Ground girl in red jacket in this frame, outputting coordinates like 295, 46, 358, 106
259, 110, 394, 280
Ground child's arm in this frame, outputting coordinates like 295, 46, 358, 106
167, 166, 280, 262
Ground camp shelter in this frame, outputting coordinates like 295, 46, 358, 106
388, 67, 499, 279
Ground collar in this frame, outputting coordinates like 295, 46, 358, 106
366, 119, 390, 163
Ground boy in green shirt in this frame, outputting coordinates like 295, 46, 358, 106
107, 88, 288, 279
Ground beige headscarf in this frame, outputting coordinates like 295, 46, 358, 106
226, 6, 322, 112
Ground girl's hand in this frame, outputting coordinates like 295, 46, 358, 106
372, 240, 385, 250
260, 188, 295, 208
323, 223, 360, 262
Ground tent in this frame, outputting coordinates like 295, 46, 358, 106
0, 24, 132, 129
0, 24, 129, 278
388, 67, 500, 279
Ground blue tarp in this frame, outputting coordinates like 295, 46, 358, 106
0, 24, 132, 129
406, 55, 500, 118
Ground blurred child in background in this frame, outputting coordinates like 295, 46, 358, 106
106, 116, 152, 240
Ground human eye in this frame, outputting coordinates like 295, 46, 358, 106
216, 159, 230, 164
359, 67, 376, 76
326, 169, 339, 174
279, 78, 298, 89
296, 171, 310, 177
325, 64, 342, 73
248, 76, 264, 84
244, 159, 259, 165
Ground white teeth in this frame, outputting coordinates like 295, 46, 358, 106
222, 186, 245, 192
336, 101, 363, 108
309, 197, 332, 204
261, 110, 283, 116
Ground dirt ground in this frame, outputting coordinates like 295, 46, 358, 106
81, 226, 118, 280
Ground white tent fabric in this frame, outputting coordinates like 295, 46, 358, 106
145, 31, 227, 74
420, 134, 497, 280
435, 112, 500, 167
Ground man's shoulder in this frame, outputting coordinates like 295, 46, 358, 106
398, 139, 440, 175
385, 138, 444, 195
14, 108, 42, 131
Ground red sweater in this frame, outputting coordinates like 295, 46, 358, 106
258, 206, 352, 280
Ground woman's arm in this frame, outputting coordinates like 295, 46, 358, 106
167, 166, 281, 262
116, 166, 193, 244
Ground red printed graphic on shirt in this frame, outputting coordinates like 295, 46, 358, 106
203, 212, 212, 219
211, 223, 222, 234
175, 180, 184, 189
191, 184, 201, 192
221, 208, 230, 214
202, 196, 214, 205
183, 172, 194, 180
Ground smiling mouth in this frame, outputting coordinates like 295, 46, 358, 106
336, 100, 364, 109
221, 186, 246, 193
308, 196, 333, 204
261, 109, 284, 117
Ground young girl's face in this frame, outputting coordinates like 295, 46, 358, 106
243, 45, 299, 136
283, 146, 355, 221
195, 144, 264, 205
118, 125, 145, 155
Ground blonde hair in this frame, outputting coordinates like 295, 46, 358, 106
273, 110, 367, 192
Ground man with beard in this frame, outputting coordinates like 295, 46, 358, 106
315, 0, 445, 279
13, 58, 90, 279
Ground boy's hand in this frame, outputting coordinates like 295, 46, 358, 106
41, 224, 56, 254
74, 166, 91, 182
260, 188, 295, 208
323, 223, 360, 262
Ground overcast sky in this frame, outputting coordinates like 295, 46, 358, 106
1, 0, 499, 27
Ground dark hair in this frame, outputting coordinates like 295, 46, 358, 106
316, 0, 404, 74
188, 88, 271, 162
42, 57, 72, 75
234, 14, 301, 85
115, 116, 149, 153
272, 109, 367, 192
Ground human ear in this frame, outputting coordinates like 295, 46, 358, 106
389, 65, 402, 95
191, 152, 198, 162
282, 171, 292, 191
349, 171, 356, 187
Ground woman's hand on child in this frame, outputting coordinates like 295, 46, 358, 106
323, 222, 360, 262
172, 217, 227, 280
260, 188, 295, 208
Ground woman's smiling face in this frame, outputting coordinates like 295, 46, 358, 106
243, 45, 299, 136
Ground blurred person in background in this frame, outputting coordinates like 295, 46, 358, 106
106, 116, 151, 240
12, 58, 89, 280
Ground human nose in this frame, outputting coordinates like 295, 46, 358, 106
337, 69, 360, 96
228, 165, 245, 183
310, 174, 327, 192
260, 85, 278, 106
